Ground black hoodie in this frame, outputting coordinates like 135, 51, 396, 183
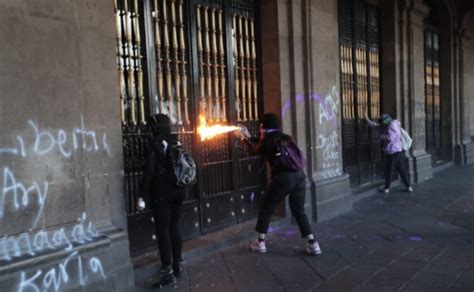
141, 133, 185, 204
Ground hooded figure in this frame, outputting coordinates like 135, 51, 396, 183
366, 113, 413, 193
150, 113, 172, 136
373, 113, 403, 155
260, 112, 282, 130
139, 113, 185, 289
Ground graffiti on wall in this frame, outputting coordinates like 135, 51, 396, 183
0, 116, 109, 291
0, 116, 111, 158
282, 86, 342, 179
314, 87, 342, 179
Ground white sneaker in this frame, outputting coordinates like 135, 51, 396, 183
306, 241, 322, 255
379, 187, 390, 194
249, 239, 267, 253
407, 187, 413, 192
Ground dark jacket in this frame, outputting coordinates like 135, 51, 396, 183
141, 134, 186, 204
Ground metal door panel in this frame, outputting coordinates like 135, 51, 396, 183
339, 0, 383, 188
116, 0, 265, 255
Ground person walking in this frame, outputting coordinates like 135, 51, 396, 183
236, 113, 322, 255
138, 114, 186, 289
366, 113, 413, 194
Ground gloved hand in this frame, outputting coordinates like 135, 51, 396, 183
234, 126, 251, 141
137, 197, 146, 211
240, 126, 251, 139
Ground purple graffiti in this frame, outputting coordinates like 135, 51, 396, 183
282, 87, 339, 130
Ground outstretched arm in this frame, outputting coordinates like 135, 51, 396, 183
365, 116, 380, 128
235, 127, 263, 155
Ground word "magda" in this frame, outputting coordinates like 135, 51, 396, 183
0, 213, 99, 262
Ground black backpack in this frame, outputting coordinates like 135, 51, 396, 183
165, 141, 197, 187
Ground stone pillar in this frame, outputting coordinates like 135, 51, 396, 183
261, 0, 351, 223
463, 11, 474, 163
453, 28, 474, 164
306, 0, 352, 222
399, 0, 433, 182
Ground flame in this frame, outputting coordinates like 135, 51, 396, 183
197, 115, 240, 141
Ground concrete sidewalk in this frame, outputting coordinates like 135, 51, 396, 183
136, 164, 474, 292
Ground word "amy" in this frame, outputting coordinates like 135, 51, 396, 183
0, 115, 111, 158
18, 251, 106, 292
0, 167, 47, 227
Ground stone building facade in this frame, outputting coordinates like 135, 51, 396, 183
0, 0, 473, 291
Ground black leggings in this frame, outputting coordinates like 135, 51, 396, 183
385, 151, 411, 189
255, 170, 313, 238
152, 199, 182, 268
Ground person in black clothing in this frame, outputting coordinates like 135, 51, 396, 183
236, 113, 322, 255
138, 114, 186, 289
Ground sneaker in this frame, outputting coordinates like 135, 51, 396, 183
172, 262, 183, 278
407, 186, 413, 193
249, 239, 267, 253
306, 241, 322, 255
379, 187, 390, 194
152, 267, 177, 289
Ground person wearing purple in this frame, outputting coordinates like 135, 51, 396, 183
366, 113, 413, 194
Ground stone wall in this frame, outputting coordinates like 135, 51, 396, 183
260, 0, 352, 223
0, 1, 134, 291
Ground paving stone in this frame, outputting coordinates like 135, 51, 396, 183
262, 252, 322, 285
134, 165, 474, 291
313, 263, 384, 291
448, 269, 474, 290
363, 267, 415, 289
401, 271, 460, 291
236, 284, 284, 292
301, 248, 351, 280
189, 280, 237, 292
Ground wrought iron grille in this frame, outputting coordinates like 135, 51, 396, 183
338, 0, 383, 187
424, 30, 441, 164
115, 0, 265, 255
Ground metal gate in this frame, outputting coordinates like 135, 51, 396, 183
338, 0, 383, 187
114, 0, 265, 256
424, 30, 442, 165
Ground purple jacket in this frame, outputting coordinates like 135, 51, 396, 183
368, 119, 403, 154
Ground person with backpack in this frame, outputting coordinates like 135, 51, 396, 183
138, 114, 196, 289
235, 113, 322, 255
365, 113, 413, 194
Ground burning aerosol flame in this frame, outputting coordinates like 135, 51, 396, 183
197, 115, 240, 141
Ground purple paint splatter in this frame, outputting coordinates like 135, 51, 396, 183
282, 93, 338, 129
408, 236, 422, 241
277, 228, 298, 238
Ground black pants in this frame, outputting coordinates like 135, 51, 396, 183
152, 199, 182, 268
255, 170, 313, 238
385, 151, 411, 189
